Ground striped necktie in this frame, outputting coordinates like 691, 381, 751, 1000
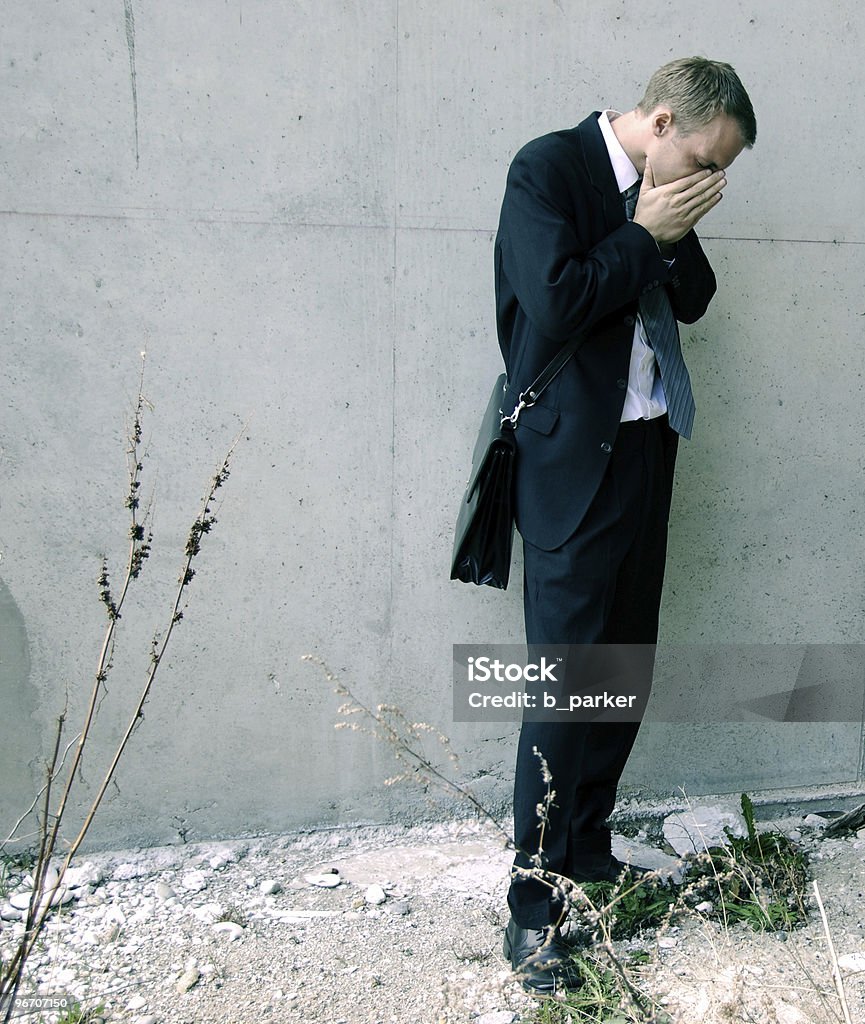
623, 181, 695, 439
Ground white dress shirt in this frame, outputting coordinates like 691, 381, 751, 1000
597, 110, 668, 423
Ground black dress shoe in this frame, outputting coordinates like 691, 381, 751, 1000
502, 917, 582, 993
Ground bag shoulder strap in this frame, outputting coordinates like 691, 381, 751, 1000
502, 333, 584, 427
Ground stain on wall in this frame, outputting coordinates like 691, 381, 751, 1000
0, 577, 38, 842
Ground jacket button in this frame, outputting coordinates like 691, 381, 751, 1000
600, 442, 612, 453
616, 378, 627, 389
623, 315, 635, 326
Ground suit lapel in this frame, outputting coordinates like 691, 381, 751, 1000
575, 112, 626, 233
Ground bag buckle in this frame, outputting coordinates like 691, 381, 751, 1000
500, 389, 537, 428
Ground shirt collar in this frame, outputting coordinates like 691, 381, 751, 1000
597, 109, 640, 194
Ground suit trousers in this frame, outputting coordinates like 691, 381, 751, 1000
508, 416, 677, 928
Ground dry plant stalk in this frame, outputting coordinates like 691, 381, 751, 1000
306, 657, 666, 1020
0, 359, 241, 1022
812, 879, 853, 1024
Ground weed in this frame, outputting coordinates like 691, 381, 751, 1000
682, 794, 810, 932
576, 877, 680, 942
0, 357, 241, 1023
216, 904, 247, 927
56, 1002, 105, 1024
532, 951, 669, 1023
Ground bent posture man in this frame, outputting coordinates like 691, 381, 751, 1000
495, 58, 756, 990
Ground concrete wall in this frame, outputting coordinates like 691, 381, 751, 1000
2, 1, 864, 849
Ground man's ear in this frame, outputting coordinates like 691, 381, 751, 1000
651, 107, 673, 137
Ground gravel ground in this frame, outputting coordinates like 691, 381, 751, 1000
2, 812, 865, 1024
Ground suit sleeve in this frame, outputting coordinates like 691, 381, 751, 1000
496, 145, 673, 342
665, 230, 717, 324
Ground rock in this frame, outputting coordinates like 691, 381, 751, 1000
192, 902, 224, 924
658, 936, 678, 949
126, 995, 148, 1011
176, 966, 201, 993
662, 802, 747, 856
104, 905, 126, 926
65, 862, 104, 889
113, 862, 145, 881
387, 900, 410, 916
45, 886, 72, 908
612, 835, 684, 882
51, 966, 77, 987
154, 882, 176, 901
181, 870, 208, 893
40, 866, 60, 892
305, 870, 341, 888
694, 900, 713, 914
802, 814, 829, 829
838, 952, 865, 973
212, 921, 245, 940
0, 904, 23, 921
476, 1013, 517, 1024
135, 1017, 159, 1024
364, 884, 387, 905
278, 909, 340, 921
9, 887, 71, 913
260, 879, 282, 895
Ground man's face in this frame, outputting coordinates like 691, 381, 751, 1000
645, 109, 745, 185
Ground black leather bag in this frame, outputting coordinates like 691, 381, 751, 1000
450, 374, 516, 589
450, 335, 585, 589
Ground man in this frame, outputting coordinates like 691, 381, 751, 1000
495, 58, 756, 991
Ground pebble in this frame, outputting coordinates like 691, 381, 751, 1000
364, 884, 387, 906
476, 1012, 517, 1024
176, 966, 201, 993
65, 862, 104, 889
802, 814, 829, 828
694, 901, 713, 914
192, 903, 225, 924
838, 952, 865, 973
212, 921, 245, 940
113, 862, 146, 881
305, 870, 341, 888
260, 879, 282, 895
387, 900, 410, 916
135, 1017, 158, 1024
658, 936, 678, 949
154, 882, 176, 901
181, 870, 208, 893
9, 887, 72, 912
126, 995, 148, 1011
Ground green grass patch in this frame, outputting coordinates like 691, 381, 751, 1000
683, 793, 810, 931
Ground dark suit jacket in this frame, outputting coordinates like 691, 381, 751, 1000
495, 112, 717, 551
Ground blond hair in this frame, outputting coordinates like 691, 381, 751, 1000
637, 57, 756, 147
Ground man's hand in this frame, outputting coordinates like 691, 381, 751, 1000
633, 159, 727, 245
